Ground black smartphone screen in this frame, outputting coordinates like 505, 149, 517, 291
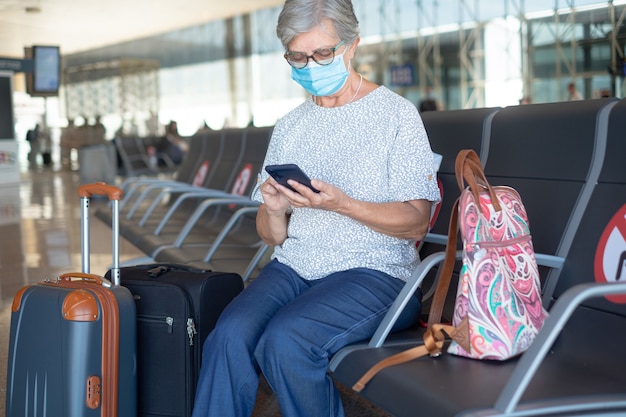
265, 164, 320, 193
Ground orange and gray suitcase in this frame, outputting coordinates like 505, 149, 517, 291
6, 182, 137, 417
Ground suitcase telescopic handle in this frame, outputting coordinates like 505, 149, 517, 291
78, 182, 123, 285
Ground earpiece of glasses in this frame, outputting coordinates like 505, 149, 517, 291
284, 40, 345, 69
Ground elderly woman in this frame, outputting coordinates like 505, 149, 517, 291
192, 0, 440, 416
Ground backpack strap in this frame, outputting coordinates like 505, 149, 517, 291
426, 197, 459, 327
352, 320, 470, 392
428, 149, 501, 326
456, 149, 501, 212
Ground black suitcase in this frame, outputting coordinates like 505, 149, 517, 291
106, 263, 244, 417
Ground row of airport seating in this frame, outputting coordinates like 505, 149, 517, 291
99, 98, 626, 416
96, 126, 273, 280
330, 98, 626, 416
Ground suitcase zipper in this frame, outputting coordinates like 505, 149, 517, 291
138, 315, 175, 333
187, 318, 198, 346
138, 315, 198, 346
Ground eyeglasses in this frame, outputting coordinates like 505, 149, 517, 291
284, 40, 345, 69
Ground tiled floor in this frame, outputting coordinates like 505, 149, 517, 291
0, 164, 390, 416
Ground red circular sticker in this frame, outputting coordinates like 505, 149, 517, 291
229, 164, 253, 209
594, 204, 626, 303
231, 164, 253, 196
192, 160, 210, 187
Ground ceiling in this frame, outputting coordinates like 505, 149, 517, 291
0, 0, 284, 58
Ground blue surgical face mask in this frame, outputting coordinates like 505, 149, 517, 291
290, 52, 349, 96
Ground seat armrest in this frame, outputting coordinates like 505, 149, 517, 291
200, 206, 261, 262
492, 281, 626, 414
367, 250, 451, 348
170, 198, 260, 247
150, 190, 249, 233
242, 244, 271, 282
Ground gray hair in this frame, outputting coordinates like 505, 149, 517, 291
276, 0, 360, 49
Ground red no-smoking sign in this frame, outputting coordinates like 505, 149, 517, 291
594, 204, 626, 303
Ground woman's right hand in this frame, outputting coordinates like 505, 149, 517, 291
260, 177, 292, 215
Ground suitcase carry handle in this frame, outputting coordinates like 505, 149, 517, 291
78, 182, 122, 285
58, 272, 113, 288
78, 182, 123, 200
146, 264, 211, 277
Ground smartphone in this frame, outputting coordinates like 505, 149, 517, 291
265, 164, 320, 193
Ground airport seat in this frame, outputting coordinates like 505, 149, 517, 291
114, 127, 272, 278
420, 106, 499, 240
108, 128, 250, 246
117, 130, 215, 205
95, 130, 219, 230
329, 98, 624, 417
113, 135, 157, 177
417, 107, 500, 306
422, 99, 614, 316
136, 126, 272, 258
120, 128, 245, 225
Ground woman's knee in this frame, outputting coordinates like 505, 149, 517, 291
254, 313, 310, 364
203, 310, 257, 358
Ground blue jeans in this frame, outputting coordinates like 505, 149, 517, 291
192, 259, 421, 417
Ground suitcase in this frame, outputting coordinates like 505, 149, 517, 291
41, 151, 52, 165
106, 263, 244, 417
6, 182, 137, 417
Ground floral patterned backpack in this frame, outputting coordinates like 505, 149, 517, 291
354, 149, 548, 391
